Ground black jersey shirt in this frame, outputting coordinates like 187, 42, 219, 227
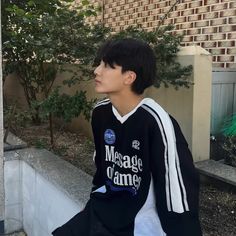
90, 98, 202, 236
52, 97, 202, 236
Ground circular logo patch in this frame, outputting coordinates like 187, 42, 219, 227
104, 129, 116, 144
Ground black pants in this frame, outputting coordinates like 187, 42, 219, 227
52, 201, 115, 236
52, 200, 202, 236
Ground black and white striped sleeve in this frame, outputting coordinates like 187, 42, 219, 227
142, 101, 202, 236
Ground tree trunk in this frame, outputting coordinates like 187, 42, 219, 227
49, 113, 54, 148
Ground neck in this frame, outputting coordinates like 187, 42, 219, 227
108, 92, 144, 117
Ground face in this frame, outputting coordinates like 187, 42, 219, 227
94, 60, 128, 95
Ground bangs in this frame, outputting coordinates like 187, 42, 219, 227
94, 39, 129, 68
93, 40, 114, 67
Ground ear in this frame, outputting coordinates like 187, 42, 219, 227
124, 71, 136, 85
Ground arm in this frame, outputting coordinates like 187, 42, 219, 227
91, 109, 104, 190
150, 116, 202, 236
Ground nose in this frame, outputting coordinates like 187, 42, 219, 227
94, 64, 101, 76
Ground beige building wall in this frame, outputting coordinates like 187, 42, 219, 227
87, 0, 236, 69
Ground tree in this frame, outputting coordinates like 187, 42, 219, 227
3, 0, 192, 146
2, 0, 107, 124
2, 0, 110, 146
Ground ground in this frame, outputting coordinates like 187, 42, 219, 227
3, 231, 26, 236
13, 123, 236, 236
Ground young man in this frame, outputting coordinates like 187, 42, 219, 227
52, 38, 202, 236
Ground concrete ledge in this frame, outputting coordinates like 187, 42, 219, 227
4, 132, 27, 151
16, 148, 92, 205
4, 148, 93, 235
195, 159, 236, 187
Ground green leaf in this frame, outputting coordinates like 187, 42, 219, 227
27, 1, 36, 7
15, 8, 26, 16
81, 0, 89, 6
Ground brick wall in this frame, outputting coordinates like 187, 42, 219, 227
87, 0, 236, 69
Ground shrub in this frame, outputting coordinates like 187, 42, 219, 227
221, 114, 236, 167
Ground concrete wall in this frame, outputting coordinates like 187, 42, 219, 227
4, 148, 92, 235
4, 158, 22, 233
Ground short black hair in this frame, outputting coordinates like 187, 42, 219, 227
95, 38, 156, 95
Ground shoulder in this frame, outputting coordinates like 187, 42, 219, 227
94, 98, 111, 108
140, 98, 177, 139
92, 98, 111, 119
141, 98, 186, 143
93, 98, 111, 111
140, 98, 170, 124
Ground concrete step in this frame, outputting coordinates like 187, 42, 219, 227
195, 159, 236, 187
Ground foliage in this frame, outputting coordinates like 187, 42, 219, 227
221, 114, 236, 167
222, 113, 236, 137
110, 25, 193, 88
2, 0, 107, 124
4, 104, 32, 139
39, 88, 95, 122
2, 0, 110, 145
222, 136, 236, 167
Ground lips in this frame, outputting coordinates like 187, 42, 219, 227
95, 79, 101, 84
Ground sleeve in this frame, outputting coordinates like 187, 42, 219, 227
150, 116, 202, 236
91, 109, 104, 190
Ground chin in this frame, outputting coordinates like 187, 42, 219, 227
95, 88, 106, 94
